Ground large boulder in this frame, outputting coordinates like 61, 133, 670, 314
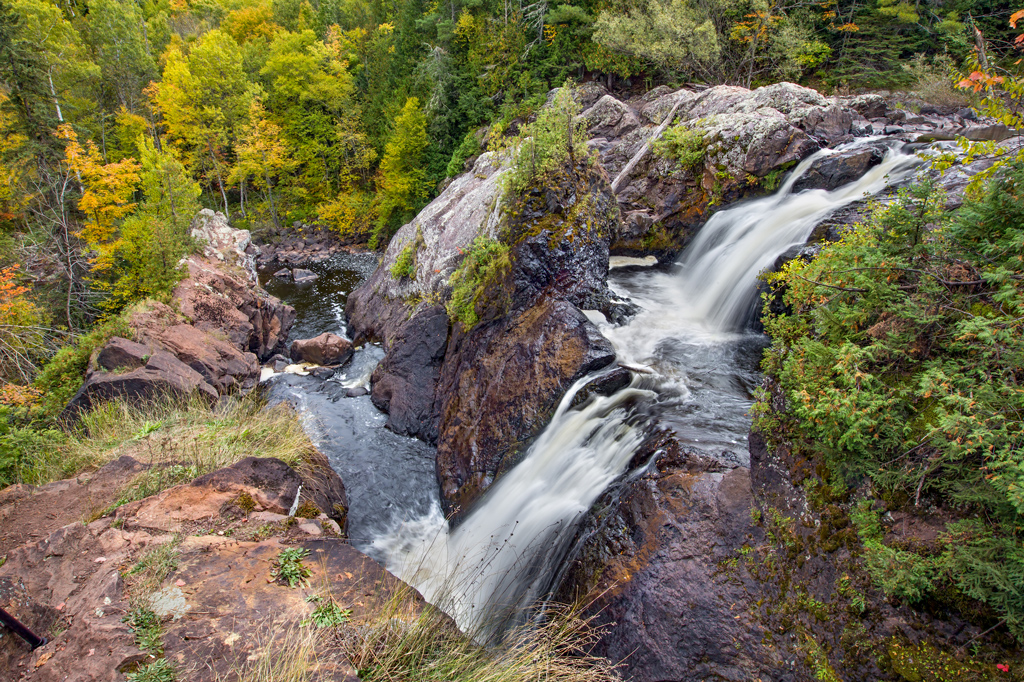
94, 337, 150, 372
582, 94, 640, 139
792, 141, 888, 192
580, 82, 875, 254
173, 256, 295, 362
563, 460, 773, 682
435, 299, 616, 511
190, 208, 259, 281
348, 156, 621, 512
347, 151, 509, 347
289, 332, 353, 366
131, 303, 260, 393
369, 305, 450, 442
62, 350, 218, 418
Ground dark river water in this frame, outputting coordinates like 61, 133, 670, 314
259, 253, 440, 551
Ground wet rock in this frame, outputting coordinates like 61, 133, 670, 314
963, 123, 1014, 141
370, 305, 450, 442
350, 155, 620, 512
568, 366, 632, 408
131, 303, 260, 393
290, 332, 353, 366
273, 268, 291, 280
345, 387, 368, 398
841, 93, 887, 120
94, 337, 150, 372
792, 142, 887, 192
268, 353, 291, 372
292, 267, 318, 284
308, 366, 335, 380
63, 351, 218, 418
560, 450, 771, 682
436, 299, 616, 514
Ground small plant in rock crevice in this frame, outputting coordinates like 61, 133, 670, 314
302, 595, 352, 628
446, 236, 510, 330
124, 607, 164, 655
272, 547, 311, 588
126, 657, 177, 682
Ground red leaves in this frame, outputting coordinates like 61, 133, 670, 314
958, 71, 1005, 92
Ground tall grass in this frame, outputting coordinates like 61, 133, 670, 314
342, 586, 620, 682
219, 626, 324, 682
20, 393, 315, 486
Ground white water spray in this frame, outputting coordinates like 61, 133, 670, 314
371, 138, 923, 637
372, 373, 654, 637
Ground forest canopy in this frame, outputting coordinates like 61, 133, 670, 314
0, 0, 1020, 364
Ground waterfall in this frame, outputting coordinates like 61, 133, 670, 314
370, 138, 923, 639
371, 373, 656, 638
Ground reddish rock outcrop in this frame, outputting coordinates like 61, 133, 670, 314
173, 257, 294, 362
131, 303, 260, 393
63, 350, 219, 417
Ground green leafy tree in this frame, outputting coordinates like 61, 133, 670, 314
149, 30, 247, 216
84, 0, 158, 112
230, 96, 291, 228
94, 136, 199, 313
0, 0, 59, 150
372, 96, 429, 248
592, 0, 724, 80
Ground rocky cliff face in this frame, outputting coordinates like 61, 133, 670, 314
576, 81, 1008, 255
347, 155, 622, 513
64, 212, 295, 416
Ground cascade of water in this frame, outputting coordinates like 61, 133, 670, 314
604, 139, 923, 366
370, 138, 923, 640
371, 373, 656, 639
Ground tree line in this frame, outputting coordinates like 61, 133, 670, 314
0, 0, 1019, 360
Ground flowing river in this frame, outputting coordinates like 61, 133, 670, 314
268, 138, 924, 640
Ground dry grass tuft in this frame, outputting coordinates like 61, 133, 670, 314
23, 393, 315, 486
218, 626, 323, 682
342, 585, 620, 682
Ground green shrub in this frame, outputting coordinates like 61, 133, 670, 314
33, 313, 132, 418
445, 131, 481, 178
127, 658, 176, 682
505, 82, 590, 195
272, 547, 311, 588
389, 228, 424, 281
446, 236, 510, 330
302, 598, 351, 628
757, 166, 1024, 640
390, 242, 417, 279
653, 124, 707, 174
